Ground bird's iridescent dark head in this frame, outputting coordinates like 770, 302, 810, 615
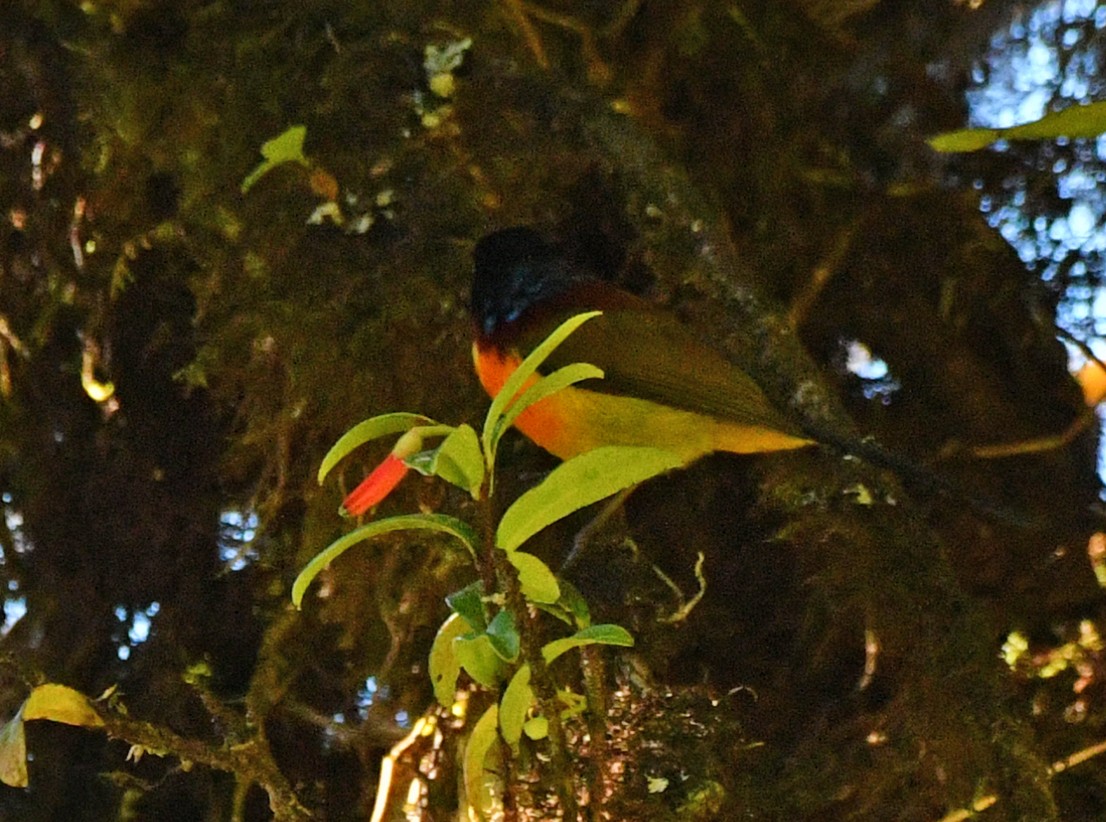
471, 227, 579, 337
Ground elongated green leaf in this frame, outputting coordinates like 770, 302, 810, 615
541, 624, 635, 664
493, 363, 603, 447
318, 413, 435, 484
499, 664, 534, 750
482, 311, 602, 465
506, 551, 560, 604
428, 424, 484, 495
454, 634, 505, 689
446, 580, 488, 632
429, 613, 472, 707
928, 100, 1106, 153
292, 513, 476, 607
486, 609, 520, 662
463, 705, 502, 818
927, 127, 1002, 153
497, 446, 683, 552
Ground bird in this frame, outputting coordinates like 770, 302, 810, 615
470, 226, 816, 467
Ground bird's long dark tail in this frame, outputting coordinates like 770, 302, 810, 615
800, 421, 1039, 528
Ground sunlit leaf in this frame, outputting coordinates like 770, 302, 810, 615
429, 613, 472, 707
23, 684, 103, 728
928, 100, 1106, 153
497, 446, 682, 552
482, 311, 602, 468
506, 551, 560, 604
241, 125, 311, 193
486, 609, 520, 662
292, 514, 477, 607
523, 715, 548, 741
427, 424, 484, 495
446, 580, 488, 633
541, 624, 635, 664
318, 412, 435, 484
454, 633, 505, 689
499, 664, 534, 750
0, 708, 26, 788
463, 704, 502, 818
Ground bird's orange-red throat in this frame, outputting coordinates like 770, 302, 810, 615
470, 227, 814, 465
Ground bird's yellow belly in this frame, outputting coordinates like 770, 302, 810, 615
473, 344, 812, 463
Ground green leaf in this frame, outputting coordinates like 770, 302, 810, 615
241, 125, 311, 193
493, 362, 604, 449
318, 413, 435, 484
541, 624, 635, 664
497, 446, 683, 552
926, 127, 1002, 153
499, 664, 534, 750
557, 688, 588, 720
429, 613, 472, 707
523, 715, 548, 741
454, 633, 506, 689
0, 708, 26, 788
23, 684, 103, 728
292, 513, 477, 608
446, 580, 488, 632
928, 100, 1106, 153
485, 610, 520, 662
506, 551, 560, 604
463, 704, 502, 818
482, 311, 602, 468
558, 579, 591, 628
427, 424, 484, 495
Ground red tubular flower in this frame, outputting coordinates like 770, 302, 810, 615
342, 453, 410, 517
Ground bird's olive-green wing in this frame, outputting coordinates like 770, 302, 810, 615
521, 304, 804, 437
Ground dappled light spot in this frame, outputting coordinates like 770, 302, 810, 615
218, 509, 259, 571
839, 338, 901, 403
112, 601, 160, 661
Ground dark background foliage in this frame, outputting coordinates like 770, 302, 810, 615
1, 1, 1104, 819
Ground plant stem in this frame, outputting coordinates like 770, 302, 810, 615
580, 644, 610, 810
494, 549, 578, 819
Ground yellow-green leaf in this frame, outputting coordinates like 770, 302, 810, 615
506, 551, 560, 604
317, 412, 435, 484
23, 684, 104, 728
427, 423, 484, 495
292, 513, 477, 608
463, 704, 502, 819
928, 100, 1106, 153
241, 125, 311, 193
429, 613, 472, 707
542, 624, 635, 664
499, 664, 534, 750
454, 634, 505, 689
523, 715, 548, 741
497, 446, 682, 552
0, 708, 27, 788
